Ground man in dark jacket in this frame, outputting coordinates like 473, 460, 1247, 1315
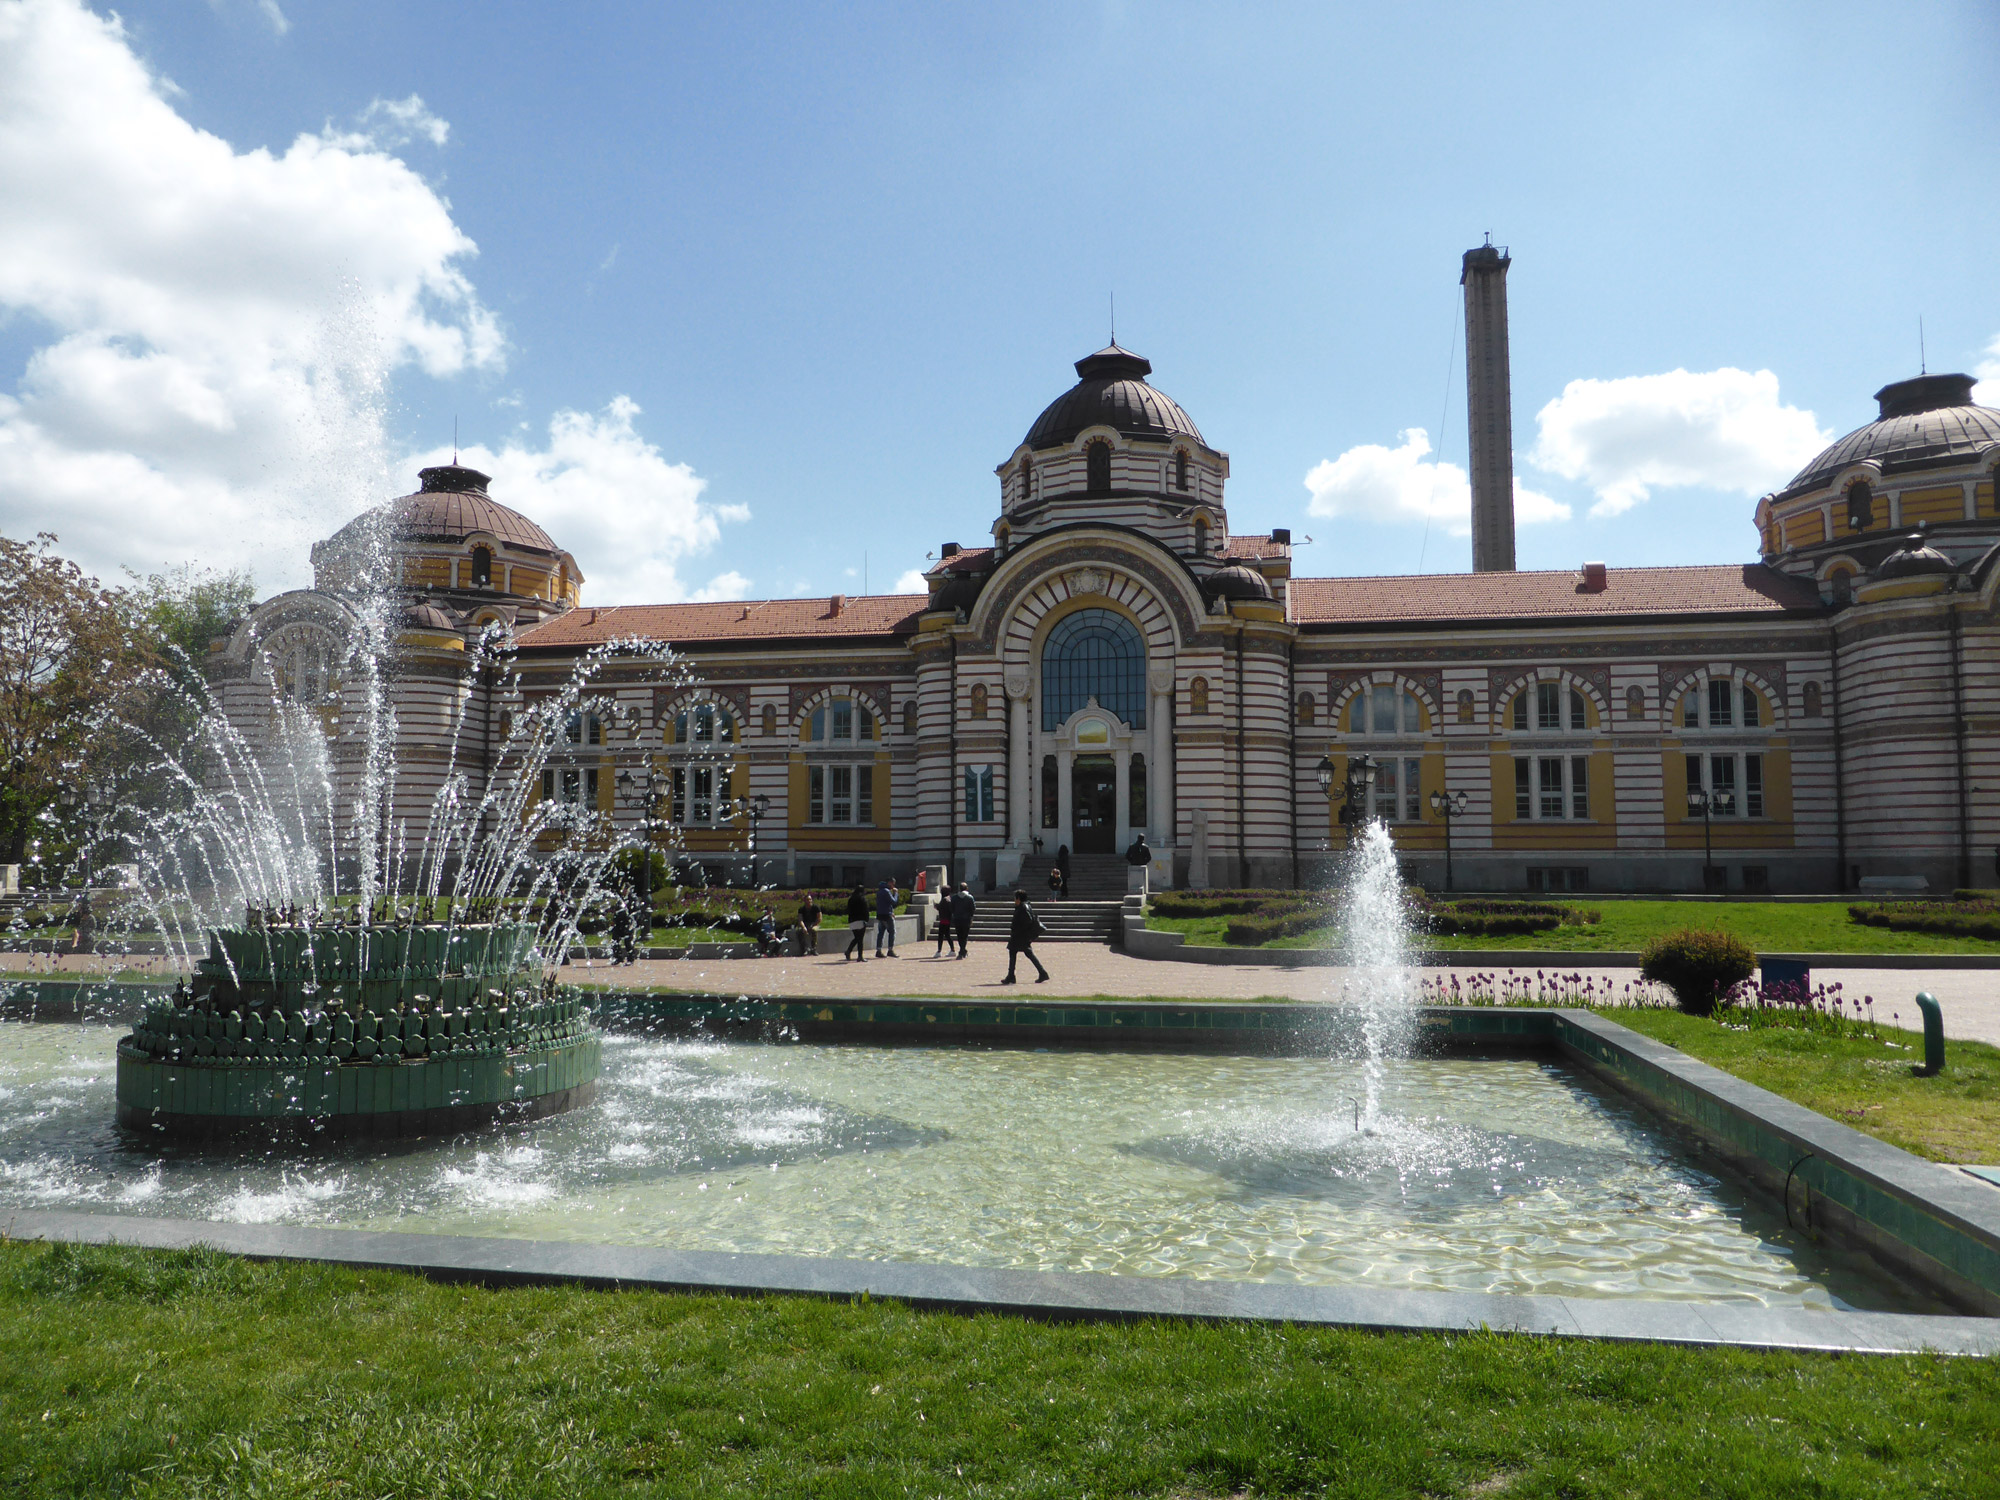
951, 882, 974, 959
1002, 889, 1049, 984
874, 877, 900, 957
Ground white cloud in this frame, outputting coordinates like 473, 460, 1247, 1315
255, 0, 288, 37
422, 397, 747, 606
893, 567, 928, 593
350, 94, 450, 150
1303, 427, 1569, 536
1529, 368, 1829, 517
0, 0, 503, 587
1973, 334, 2000, 408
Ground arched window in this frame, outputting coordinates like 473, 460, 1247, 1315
1511, 693, 1529, 731
1189, 676, 1210, 715
995, 523, 1011, 557
1296, 691, 1316, 726
1456, 689, 1474, 724
1625, 685, 1645, 721
1086, 440, 1112, 494
673, 704, 731, 743
498, 709, 514, 741
970, 683, 989, 720
1175, 449, 1190, 492
470, 546, 492, 588
1042, 608, 1146, 730
1845, 481, 1875, 532
903, 700, 917, 736
761, 704, 776, 737
1193, 517, 1209, 556
1354, 686, 1422, 735
808, 698, 872, 741
1803, 681, 1823, 718
1829, 569, 1854, 604
1020, 460, 1033, 503
1569, 689, 1588, 730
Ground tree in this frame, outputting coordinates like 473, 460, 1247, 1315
0, 532, 147, 870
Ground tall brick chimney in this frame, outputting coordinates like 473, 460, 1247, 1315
1462, 242, 1516, 573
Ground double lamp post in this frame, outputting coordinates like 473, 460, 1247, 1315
1315, 753, 1471, 890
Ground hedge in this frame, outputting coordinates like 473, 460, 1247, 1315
1850, 901, 2000, 941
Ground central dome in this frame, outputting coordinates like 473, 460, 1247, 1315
1778, 374, 2000, 500
1024, 344, 1205, 449
326, 466, 562, 557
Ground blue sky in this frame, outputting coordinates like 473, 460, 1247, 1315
2, 0, 1997, 601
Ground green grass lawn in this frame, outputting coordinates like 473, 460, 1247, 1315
2, 1238, 1996, 1500
1599, 1009, 2000, 1164
1148, 899, 2000, 954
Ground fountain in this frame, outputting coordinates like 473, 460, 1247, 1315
66, 515, 693, 1139
1336, 820, 1419, 1124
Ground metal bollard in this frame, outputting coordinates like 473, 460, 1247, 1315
1913, 991, 1945, 1076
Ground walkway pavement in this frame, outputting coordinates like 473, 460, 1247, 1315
10, 945, 1995, 1046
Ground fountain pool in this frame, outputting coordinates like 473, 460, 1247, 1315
0, 1017, 1925, 1311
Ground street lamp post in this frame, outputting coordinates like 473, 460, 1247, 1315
725, 793, 773, 888
1315, 753, 1378, 846
1428, 788, 1470, 891
1686, 786, 1735, 891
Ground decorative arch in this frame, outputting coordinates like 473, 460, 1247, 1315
970, 682, 990, 720
659, 689, 745, 745
970, 529, 1206, 653
1491, 668, 1607, 734
1802, 681, 1824, 719
1663, 665, 1782, 731
1329, 672, 1439, 737
792, 685, 887, 744
1295, 690, 1316, 727
1624, 685, 1646, 721
1455, 688, 1475, 724
1188, 676, 1210, 715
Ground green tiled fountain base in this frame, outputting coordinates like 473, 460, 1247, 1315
115, 1037, 601, 1140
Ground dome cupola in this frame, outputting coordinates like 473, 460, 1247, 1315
1023, 343, 1205, 450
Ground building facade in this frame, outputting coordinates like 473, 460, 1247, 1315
210, 343, 2000, 895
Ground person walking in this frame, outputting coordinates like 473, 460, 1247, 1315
931, 889, 954, 956
1002, 889, 1049, 984
874, 876, 900, 957
608, 897, 635, 966
843, 883, 869, 961
952, 882, 975, 959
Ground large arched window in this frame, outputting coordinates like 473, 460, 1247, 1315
1086, 440, 1112, 494
1174, 449, 1190, 492
470, 546, 493, 588
1042, 607, 1146, 730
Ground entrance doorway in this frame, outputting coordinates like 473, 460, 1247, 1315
1071, 756, 1116, 853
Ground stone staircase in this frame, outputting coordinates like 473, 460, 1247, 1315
962, 896, 1121, 945
1016, 853, 1132, 900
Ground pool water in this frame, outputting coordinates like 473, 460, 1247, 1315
0, 1020, 1919, 1310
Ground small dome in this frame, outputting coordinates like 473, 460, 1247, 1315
402, 601, 459, 632
1024, 344, 1205, 449
1780, 374, 2000, 499
1203, 564, 1272, 601
327, 466, 562, 557
1874, 532, 1955, 580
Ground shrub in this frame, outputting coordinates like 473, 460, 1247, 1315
1639, 928, 1756, 1016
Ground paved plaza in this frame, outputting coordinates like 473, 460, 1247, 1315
9, 943, 1996, 1045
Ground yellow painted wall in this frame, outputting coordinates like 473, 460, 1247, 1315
1900, 486, 1966, 526
1487, 748, 1619, 850
1783, 510, 1826, 548
1979, 480, 1995, 517
785, 753, 891, 852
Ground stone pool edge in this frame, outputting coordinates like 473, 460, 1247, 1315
4, 1206, 1995, 1357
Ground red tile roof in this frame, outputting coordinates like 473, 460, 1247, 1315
1292, 565, 1823, 626
514, 595, 928, 649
